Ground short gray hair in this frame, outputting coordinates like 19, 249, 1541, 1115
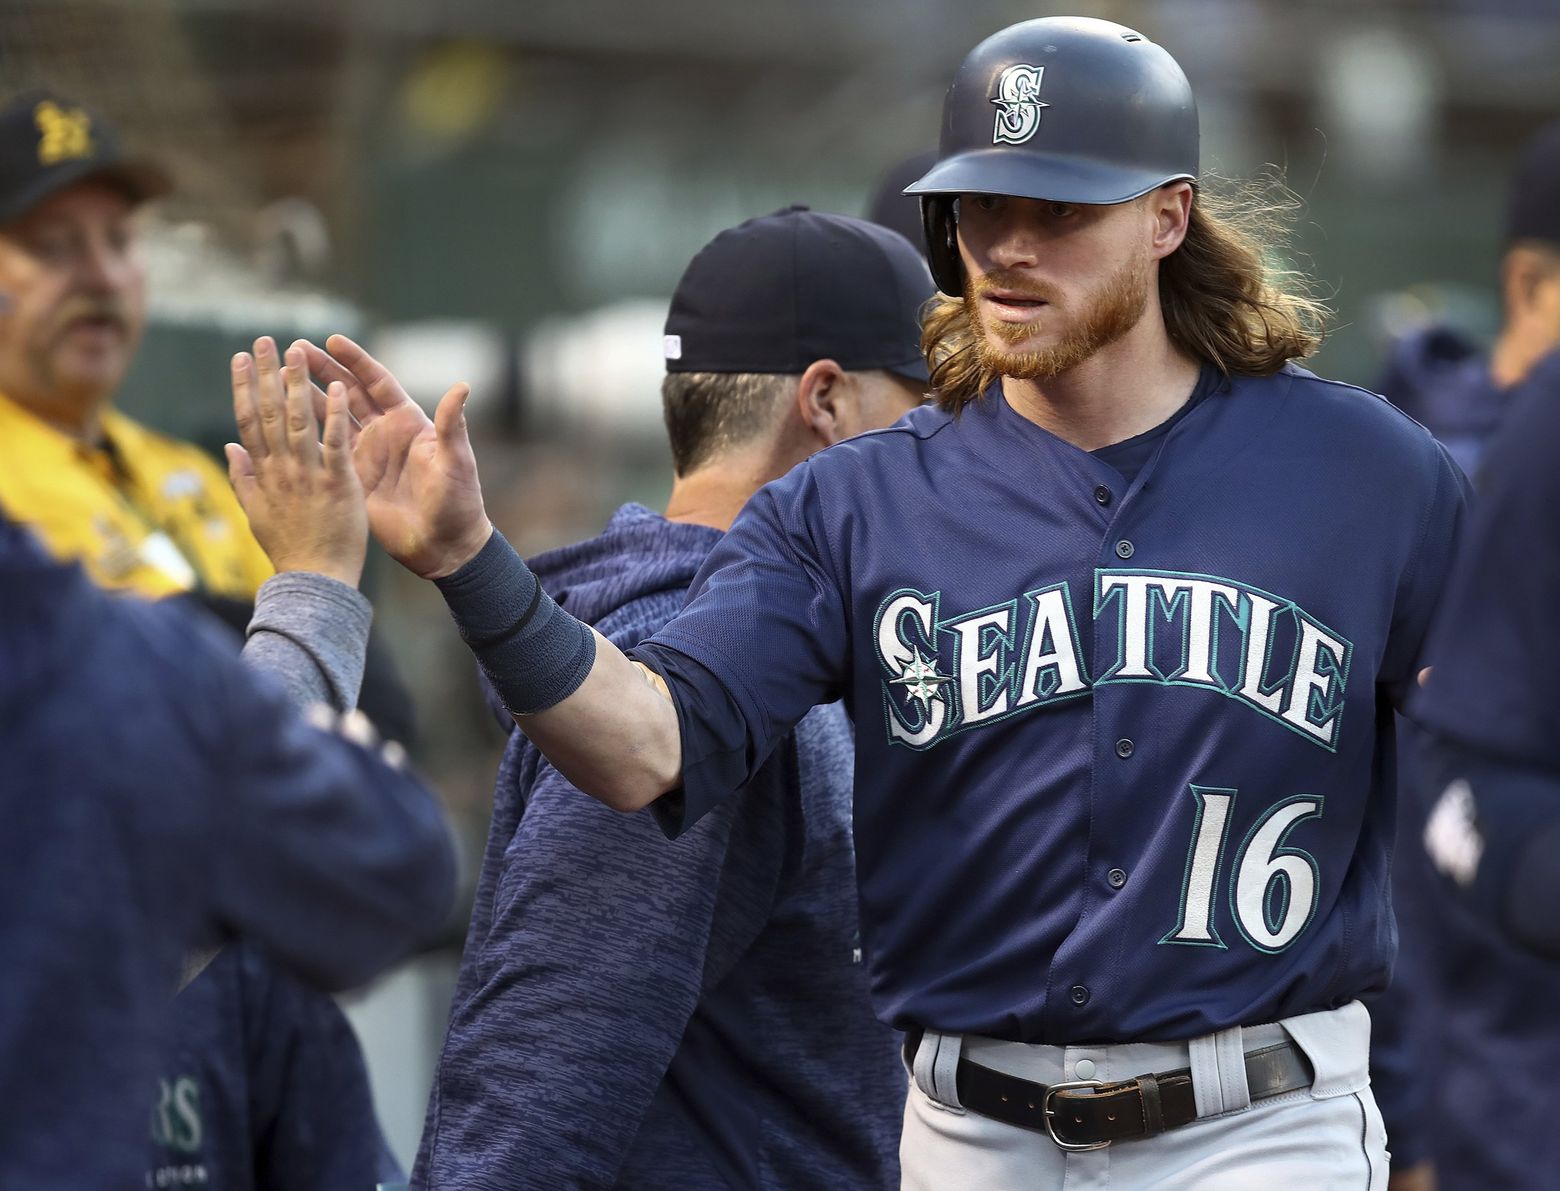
660, 371, 795, 476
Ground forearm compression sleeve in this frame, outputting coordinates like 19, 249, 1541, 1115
433, 529, 595, 715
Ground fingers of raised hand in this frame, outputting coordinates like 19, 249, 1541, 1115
223, 442, 257, 507
231, 351, 266, 461
282, 345, 323, 465
295, 367, 358, 450
321, 382, 358, 479
323, 333, 413, 413
433, 382, 474, 451
294, 338, 384, 426
252, 336, 291, 457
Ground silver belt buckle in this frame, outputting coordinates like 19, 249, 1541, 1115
1043, 1079, 1109, 1150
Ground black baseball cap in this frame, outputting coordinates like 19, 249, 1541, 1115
0, 90, 171, 224
866, 150, 938, 259
1506, 121, 1560, 247
663, 205, 933, 382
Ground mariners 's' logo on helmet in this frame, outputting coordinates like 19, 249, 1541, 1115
990, 64, 1049, 146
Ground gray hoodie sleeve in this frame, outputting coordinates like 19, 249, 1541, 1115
241, 572, 373, 713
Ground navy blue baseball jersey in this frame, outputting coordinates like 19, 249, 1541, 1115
1414, 350, 1560, 771
147, 942, 402, 1190
0, 518, 453, 1187
633, 363, 1467, 1044
1366, 333, 1560, 1184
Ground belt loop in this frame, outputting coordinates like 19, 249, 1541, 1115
1191, 1025, 1250, 1116
912, 1030, 966, 1109
932, 1032, 964, 1108
901, 1026, 924, 1079
1139, 1072, 1164, 1135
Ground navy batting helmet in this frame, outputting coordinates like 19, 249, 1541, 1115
905, 16, 1199, 295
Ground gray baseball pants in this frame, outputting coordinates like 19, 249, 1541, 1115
901, 1000, 1387, 1189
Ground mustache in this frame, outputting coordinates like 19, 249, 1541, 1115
53, 299, 130, 335
968, 270, 1061, 304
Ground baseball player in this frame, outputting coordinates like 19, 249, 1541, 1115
301, 17, 1466, 1186
414, 206, 926, 1189
1366, 121, 1560, 1191
1411, 355, 1560, 953
1402, 137, 1560, 972
0, 347, 453, 1185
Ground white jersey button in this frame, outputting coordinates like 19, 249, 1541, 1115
1074, 1058, 1096, 1079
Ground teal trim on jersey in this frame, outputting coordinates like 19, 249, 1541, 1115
1151, 581, 1195, 686
1228, 794, 1326, 955
1093, 569, 1356, 754
876, 582, 1091, 751
946, 596, 1022, 726
877, 569, 1353, 753
1159, 784, 1238, 950
1011, 581, 1091, 705
1093, 572, 1217, 687
1236, 583, 1293, 713
1292, 611, 1353, 743
876, 587, 949, 749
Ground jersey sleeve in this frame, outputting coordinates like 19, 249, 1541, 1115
1381, 439, 1472, 712
416, 741, 789, 1188
630, 467, 850, 836
1419, 736, 1560, 958
1413, 354, 1560, 765
241, 572, 374, 713
192, 626, 456, 990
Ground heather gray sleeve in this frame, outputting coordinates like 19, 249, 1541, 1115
242, 572, 373, 713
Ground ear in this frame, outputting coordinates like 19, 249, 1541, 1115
1149, 182, 1194, 261
796, 358, 848, 447
1502, 247, 1546, 318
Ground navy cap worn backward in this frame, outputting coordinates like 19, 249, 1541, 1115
905, 16, 1198, 206
0, 90, 171, 224
664, 205, 933, 382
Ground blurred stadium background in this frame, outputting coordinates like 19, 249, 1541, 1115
5, 0, 1558, 1167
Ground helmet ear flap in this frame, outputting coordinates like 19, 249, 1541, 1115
921, 195, 964, 297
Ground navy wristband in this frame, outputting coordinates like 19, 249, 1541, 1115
434, 529, 596, 715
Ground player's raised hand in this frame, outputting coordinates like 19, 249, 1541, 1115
295, 334, 492, 580
227, 337, 368, 587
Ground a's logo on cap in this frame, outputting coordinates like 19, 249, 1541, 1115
662, 334, 682, 361
991, 64, 1048, 146
34, 101, 95, 166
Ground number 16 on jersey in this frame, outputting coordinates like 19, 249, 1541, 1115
1162, 785, 1325, 954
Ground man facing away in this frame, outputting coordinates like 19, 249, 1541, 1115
1370, 120, 1560, 1191
414, 206, 929, 1189
0, 334, 454, 1186
294, 17, 1467, 1187
0, 89, 410, 1187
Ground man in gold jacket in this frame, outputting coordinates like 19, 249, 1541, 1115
0, 388, 275, 598
0, 93, 271, 600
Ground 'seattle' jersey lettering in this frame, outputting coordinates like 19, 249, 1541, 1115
635, 365, 1469, 1044
878, 571, 1352, 752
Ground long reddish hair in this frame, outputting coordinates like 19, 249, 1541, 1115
922, 179, 1331, 413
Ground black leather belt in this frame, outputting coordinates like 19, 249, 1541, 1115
910, 1030, 1314, 1150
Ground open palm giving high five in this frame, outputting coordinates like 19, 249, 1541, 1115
293, 334, 494, 580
